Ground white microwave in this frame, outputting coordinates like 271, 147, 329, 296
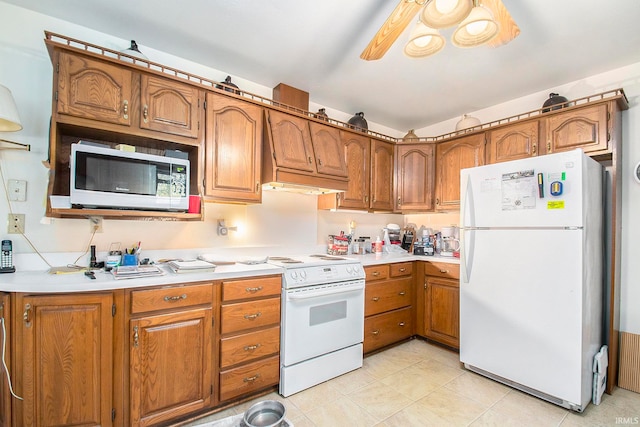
69, 143, 189, 211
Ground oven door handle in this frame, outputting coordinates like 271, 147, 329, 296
286, 284, 364, 300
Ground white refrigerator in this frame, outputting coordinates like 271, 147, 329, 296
459, 149, 603, 412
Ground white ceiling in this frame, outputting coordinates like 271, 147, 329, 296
7, 0, 640, 132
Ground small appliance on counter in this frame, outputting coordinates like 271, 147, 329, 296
440, 226, 460, 257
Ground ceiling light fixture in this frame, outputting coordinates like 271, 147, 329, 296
0, 84, 29, 151
404, 0, 498, 58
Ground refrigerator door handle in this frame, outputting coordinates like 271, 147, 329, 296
461, 174, 476, 228
461, 228, 475, 284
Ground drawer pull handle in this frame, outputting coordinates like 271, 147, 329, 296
123, 100, 129, 119
23, 303, 32, 327
243, 374, 260, 383
398, 322, 406, 327
439, 269, 449, 274
244, 344, 261, 351
372, 297, 380, 302
398, 291, 406, 296
164, 294, 187, 302
245, 286, 263, 293
143, 105, 149, 123
372, 329, 380, 335
399, 268, 406, 272
244, 312, 262, 320
372, 271, 380, 277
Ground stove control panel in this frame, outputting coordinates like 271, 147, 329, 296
283, 262, 365, 288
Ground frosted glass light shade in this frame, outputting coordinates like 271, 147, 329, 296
452, 6, 499, 48
421, 0, 473, 29
0, 84, 22, 132
404, 22, 445, 58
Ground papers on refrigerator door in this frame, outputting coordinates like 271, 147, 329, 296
501, 169, 536, 210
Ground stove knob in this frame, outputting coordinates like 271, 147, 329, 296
290, 271, 298, 280
346, 266, 353, 274
300, 270, 307, 279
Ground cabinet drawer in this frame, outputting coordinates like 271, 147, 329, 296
364, 307, 412, 354
390, 262, 413, 277
220, 326, 280, 369
221, 298, 281, 334
365, 278, 411, 316
219, 355, 280, 402
130, 283, 213, 314
365, 265, 389, 282
423, 261, 460, 280
222, 276, 282, 302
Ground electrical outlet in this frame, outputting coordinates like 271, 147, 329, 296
89, 216, 103, 233
8, 214, 25, 234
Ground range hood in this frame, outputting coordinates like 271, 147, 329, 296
262, 181, 345, 195
262, 109, 349, 195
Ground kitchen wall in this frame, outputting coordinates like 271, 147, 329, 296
1, 1, 639, 335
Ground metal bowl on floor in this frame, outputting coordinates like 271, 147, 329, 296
243, 400, 286, 427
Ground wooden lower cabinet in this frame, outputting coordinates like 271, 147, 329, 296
363, 262, 414, 354
219, 276, 281, 403
418, 261, 460, 349
127, 283, 215, 427
13, 292, 114, 427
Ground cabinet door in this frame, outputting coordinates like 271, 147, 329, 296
370, 139, 394, 211
395, 144, 435, 211
266, 110, 316, 172
424, 276, 459, 348
57, 51, 132, 126
545, 103, 608, 154
16, 293, 113, 427
434, 133, 485, 211
488, 120, 539, 164
205, 93, 262, 202
338, 131, 370, 209
130, 308, 212, 427
0, 293, 10, 427
140, 75, 201, 138
309, 122, 348, 177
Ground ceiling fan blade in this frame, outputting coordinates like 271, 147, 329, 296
483, 0, 520, 47
360, 0, 423, 61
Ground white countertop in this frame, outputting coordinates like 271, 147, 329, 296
0, 252, 459, 293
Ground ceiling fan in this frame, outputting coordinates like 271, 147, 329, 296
360, 0, 520, 60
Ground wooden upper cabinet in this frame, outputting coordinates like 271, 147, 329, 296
395, 143, 435, 212
266, 109, 315, 173
57, 51, 132, 126
545, 103, 608, 154
435, 133, 486, 211
140, 75, 201, 139
204, 93, 263, 203
15, 292, 114, 427
370, 139, 394, 211
308, 122, 348, 177
488, 120, 539, 163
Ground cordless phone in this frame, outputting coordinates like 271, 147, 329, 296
0, 240, 15, 273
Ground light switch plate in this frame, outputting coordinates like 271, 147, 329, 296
8, 180, 26, 202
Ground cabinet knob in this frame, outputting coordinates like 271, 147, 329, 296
308, 156, 313, 164
244, 312, 262, 320
439, 269, 448, 274
143, 105, 149, 123
255, 182, 260, 192
547, 141, 552, 152
372, 329, 380, 335
399, 268, 406, 272
436, 198, 440, 205
372, 271, 380, 277
532, 143, 537, 155
397, 197, 401, 206
398, 291, 406, 296
123, 100, 129, 119
245, 286, 263, 293
317, 158, 323, 166
398, 322, 406, 327
133, 325, 139, 347
372, 297, 380, 302
164, 294, 187, 302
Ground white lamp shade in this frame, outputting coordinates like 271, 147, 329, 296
0, 84, 22, 132
452, 5, 499, 48
420, 0, 473, 29
404, 22, 446, 58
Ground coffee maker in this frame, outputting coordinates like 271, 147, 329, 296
440, 226, 460, 257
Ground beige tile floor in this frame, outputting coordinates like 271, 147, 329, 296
185, 339, 640, 427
